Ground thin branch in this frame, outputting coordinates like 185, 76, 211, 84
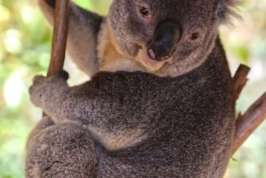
232, 91, 266, 155
47, 0, 70, 77
233, 64, 251, 101
231, 64, 266, 155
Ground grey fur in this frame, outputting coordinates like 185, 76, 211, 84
25, 0, 238, 177
26, 38, 235, 178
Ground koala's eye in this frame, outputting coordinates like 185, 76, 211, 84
139, 6, 149, 16
188, 33, 199, 40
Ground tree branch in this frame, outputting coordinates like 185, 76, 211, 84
43, 0, 70, 116
231, 64, 266, 155
47, 0, 70, 77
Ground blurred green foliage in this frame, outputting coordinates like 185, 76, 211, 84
0, 0, 265, 177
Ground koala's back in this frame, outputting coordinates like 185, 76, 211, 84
91, 37, 235, 178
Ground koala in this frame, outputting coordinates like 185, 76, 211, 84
25, 0, 238, 177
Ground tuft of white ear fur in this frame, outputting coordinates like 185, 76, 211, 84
215, 0, 242, 25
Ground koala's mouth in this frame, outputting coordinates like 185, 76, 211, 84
136, 48, 169, 71
147, 48, 171, 62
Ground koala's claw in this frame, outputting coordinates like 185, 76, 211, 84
55, 70, 69, 80
45, 0, 56, 8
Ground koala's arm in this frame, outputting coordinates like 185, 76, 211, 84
38, 0, 103, 76
29, 71, 154, 150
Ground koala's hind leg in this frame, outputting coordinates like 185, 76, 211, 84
25, 117, 97, 178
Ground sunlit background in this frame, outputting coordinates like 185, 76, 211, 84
0, 0, 265, 177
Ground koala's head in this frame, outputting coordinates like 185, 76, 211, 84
107, 0, 239, 77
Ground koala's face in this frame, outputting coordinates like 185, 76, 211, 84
108, 0, 237, 77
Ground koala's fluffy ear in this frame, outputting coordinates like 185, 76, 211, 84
215, 0, 241, 24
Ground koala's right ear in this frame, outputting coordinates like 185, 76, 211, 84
214, 0, 241, 24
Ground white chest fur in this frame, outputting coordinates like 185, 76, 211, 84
96, 19, 145, 72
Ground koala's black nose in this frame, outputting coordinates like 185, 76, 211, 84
148, 19, 182, 61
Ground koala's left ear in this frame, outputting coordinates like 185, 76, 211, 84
214, 0, 241, 23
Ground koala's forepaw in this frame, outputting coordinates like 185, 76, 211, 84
29, 75, 46, 107
29, 70, 69, 107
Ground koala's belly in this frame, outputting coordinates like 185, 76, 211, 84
94, 140, 230, 178
93, 112, 233, 178
88, 125, 147, 151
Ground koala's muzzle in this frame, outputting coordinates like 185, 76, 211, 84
148, 20, 182, 61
